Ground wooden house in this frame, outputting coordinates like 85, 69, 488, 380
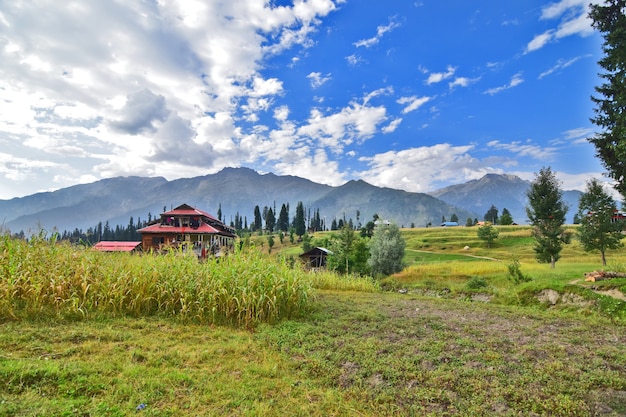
138, 203, 236, 257
299, 247, 332, 270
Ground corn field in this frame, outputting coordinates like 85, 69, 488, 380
0, 234, 312, 327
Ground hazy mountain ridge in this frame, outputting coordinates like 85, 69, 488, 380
429, 173, 582, 224
0, 168, 583, 234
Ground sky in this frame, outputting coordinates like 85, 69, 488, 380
0, 0, 611, 200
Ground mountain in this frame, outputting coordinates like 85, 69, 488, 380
0, 168, 477, 234
429, 173, 582, 224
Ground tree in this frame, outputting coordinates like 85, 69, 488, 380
477, 223, 499, 248
252, 205, 263, 232
450, 213, 459, 223
525, 167, 569, 268
327, 225, 357, 274
588, 1, 626, 200
368, 223, 405, 276
277, 204, 290, 232
265, 207, 276, 233
217, 203, 223, 223
465, 217, 474, 227
484, 205, 498, 224
294, 201, 306, 237
577, 178, 624, 265
499, 208, 513, 225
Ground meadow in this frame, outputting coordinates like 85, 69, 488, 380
1, 226, 626, 416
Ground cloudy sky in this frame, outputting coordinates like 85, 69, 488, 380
0, 0, 608, 200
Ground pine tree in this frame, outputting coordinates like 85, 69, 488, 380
294, 201, 306, 237
525, 167, 569, 268
253, 205, 263, 232
265, 207, 276, 232
278, 203, 290, 232
588, 1, 626, 200
499, 208, 514, 225
577, 178, 624, 265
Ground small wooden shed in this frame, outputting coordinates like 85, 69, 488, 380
299, 247, 332, 270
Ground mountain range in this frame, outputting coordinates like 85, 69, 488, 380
0, 168, 583, 234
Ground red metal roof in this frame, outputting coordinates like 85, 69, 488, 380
162, 203, 217, 220
93, 241, 142, 252
138, 223, 223, 234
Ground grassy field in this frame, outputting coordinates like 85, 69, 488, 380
2, 226, 626, 416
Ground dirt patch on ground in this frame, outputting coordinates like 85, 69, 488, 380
595, 288, 626, 301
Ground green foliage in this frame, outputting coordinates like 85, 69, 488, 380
499, 208, 514, 225
526, 167, 568, 268
507, 258, 532, 285
589, 1, 626, 200
294, 201, 306, 237
367, 223, 406, 277
466, 276, 488, 290
326, 225, 370, 275
477, 223, 499, 247
577, 178, 624, 265
484, 204, 498, 223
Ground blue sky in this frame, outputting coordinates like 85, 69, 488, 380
0, 0, 607, 200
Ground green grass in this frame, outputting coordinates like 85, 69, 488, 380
1, 293, 625, 416
2, 227, 626, 415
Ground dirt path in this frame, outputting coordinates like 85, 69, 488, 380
406, 248, 500, 262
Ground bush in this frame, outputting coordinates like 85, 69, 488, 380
466, 276, 488, 290
507, 258, 532, 285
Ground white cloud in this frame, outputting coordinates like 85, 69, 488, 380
397, 96, 432, 114
539, 56, 583, 79
487, 140, 557, 160
354, 17, 401, 48
425, 66, 456, 85
307, 72, 332, 88
484, 73, 524, 95
356, 144, 497, 193
525, 30, 555, 53
297, 101, 388, 152
449, 76, 480, 89
526, 0, 599, 53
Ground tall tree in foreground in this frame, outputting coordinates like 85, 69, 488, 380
577, 178, 624, 266
368, 223, 406, 277
525, 167, 569, 268
588, 1, 626, 200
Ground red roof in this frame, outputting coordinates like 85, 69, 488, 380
93, 241, 142, 252
162, 203, 217, 220
138, 223, 223, 234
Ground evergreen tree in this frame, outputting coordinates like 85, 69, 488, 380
499, 208, 514, 225
577, 178, 624, 265
588, 1, 626, 200
331, 218, 338, 231
294, 201, 306, 237
525, 167, 569, 268
368, 222, 405, 276
277, 203, 290, 232
265, 207, 276, 232
484, 205, 498, 224
465, 217, 474, 227
450, 213, 459, 223
217, 203, 222, 223
253, 205, 263, 232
